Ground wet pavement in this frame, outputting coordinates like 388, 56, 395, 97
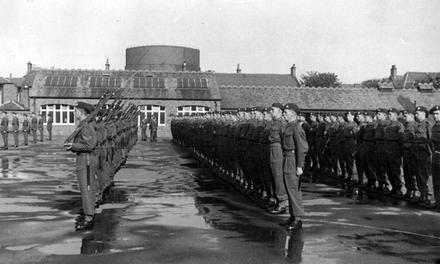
0, 138, 439, 264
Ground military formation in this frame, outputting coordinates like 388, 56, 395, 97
64, 100, 139, 231
0, 111, 53, 149
171, 104, 440, 230
171, 103, 308, 231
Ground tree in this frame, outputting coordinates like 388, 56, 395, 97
361, 78, 388, 88
300, 71, 342, 87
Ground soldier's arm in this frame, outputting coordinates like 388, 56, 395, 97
70, 125, 98, 152
293, 124, 309, 168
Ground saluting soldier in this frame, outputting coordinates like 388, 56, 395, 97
11, 112, 19, 147
429, 105, 440, 209
64, 102, 98, 231
47, 113, 53, 140
281, 103, 308, 231
30, 113, 38, 144
0, 111, 8, 149
22, 114, 30, 146
38, 113, 44, 142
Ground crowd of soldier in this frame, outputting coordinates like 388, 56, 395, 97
170, 104, 440, 230
140, 115, 158, 142
64, 102, 139, 231
0, 111, 53, 149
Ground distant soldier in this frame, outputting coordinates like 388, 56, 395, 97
64, 102, 97, 231
22, 114, 30, 146
11, 112, 19, 147
0, 111, 8, 149
47, 113, 53, 140
384, 108, 404, 197
140, 115, 148, 141
281, 103, 308, 231
342, 112, 359, 183
30, 113, 38, 144
401, 110, 418, 200
150, 115, 158, 142
38, 113, 44, 142
375, 108, 391, 194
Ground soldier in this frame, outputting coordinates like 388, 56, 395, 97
140, 114, 148, 141
401, 110, 418, 200
414, 106, 433, 206
429, 105, 440, 209
38, 113, 44, 142
22, 114, 30, 146
268, 103, 289, 214
363, 112, 378, 191
355, 112, 367, 186
0, 111, 8, 149
342, 112, 359, 183
384, 108, 404, 197
150, 115, 158, 142
281, 103, 308, 231
64, 102, 97, 231
30, 113, 38, 144
47, 113, 53, 140
307, 113, 319, 179
11, 112, 19, 147
375, 108, 391, 194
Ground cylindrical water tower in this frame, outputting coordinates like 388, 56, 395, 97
125, 45, 200, 71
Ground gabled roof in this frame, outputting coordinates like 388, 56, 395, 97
0, 100, 28, 111
219, 86, 440, 111
401, 72, 440, 89
215, 73, 300, 87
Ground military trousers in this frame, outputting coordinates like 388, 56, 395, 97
283, 151, 304, 217
270, 143, 287, 201
39, 128, 44, 142
402, 148, 417, 192
414, 144, 432, 196
47, 128, 52, 140
150, 129, 157, 142
431, 151, 440, 202
141, 128, 147, 141
23, 131, 29, 145
1, 132, 8, 147
32, 129, 37, 143
375, 142, 389, 186
355, 144, 366, 183
76, 153, 97, 216
13, 131, 19, 146
385, 141, 403, 191
343, 139, 356, 179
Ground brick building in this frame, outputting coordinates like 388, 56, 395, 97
2, 46, 440, 138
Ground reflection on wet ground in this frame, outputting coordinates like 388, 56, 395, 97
0, 137, 439, 264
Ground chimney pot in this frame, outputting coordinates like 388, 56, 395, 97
290, 64, 296, 77
236, 63, 242, 73
27, 61, 32, 74
390, 65, 397, 79
105, 58, 110, 71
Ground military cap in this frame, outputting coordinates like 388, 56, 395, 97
415, 106, 428, 114
254, 106, 265, 112
283, 103, 300, 114
23, 113, 28, 117
271, 102, 284, 110
262, 107, 271, 112
430, 105, 440, 114
388, 108, 399, 114
401, 109, 414, 115
12, 112, 17, 114
75, 101, 95, 114
376, 108, 387, 113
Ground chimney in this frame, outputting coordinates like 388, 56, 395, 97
105, 58, 110, 71
290, 64, 296, 77
182, 60, 187, 71
27, 61, 32, 74
390, 65, 397, 79
236, 63, 242, 73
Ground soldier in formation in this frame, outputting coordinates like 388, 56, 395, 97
171, 103, 308, 231
64, 101, 139, 231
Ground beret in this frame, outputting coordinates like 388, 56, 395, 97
283, 103, 300, 114
75, 102, 95, 114
271, 102, 284, 110
388, 108, 399, 114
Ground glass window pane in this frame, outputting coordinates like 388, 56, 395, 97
177, 106, 182, 111
55, 105, 60, 110
153, 78, 159, 88
102, 77, 109, 87
177, 79, 183, 88
191, 106, 196, 111
69, 105, 74, 110
205, 107, 209, 111
64, 76, 71, 86
160, 112, 165, 125
189, 79, 196, 88
197, 106, 203, 111
71, 77, 77, 86
58, 76, 65, 86
160, 106, 165, 111
56, 112, 61, 123
41, 105, 47, 110
62, 112, 68, 124
69, 112, 74, 123
201, 79, 208, 88
95, 77, 102, 87
147, 105, 151, 110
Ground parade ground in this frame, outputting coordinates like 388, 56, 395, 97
0, 138, 439, 264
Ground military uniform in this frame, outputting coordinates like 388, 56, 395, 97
47, 115, 53, 140
11, 114, 19, 147
22, 115, 30, 146
375, 113, 391, 192
343, 118, 359, 182
30, 114, 38, 144
429, 106, 440, 207
38, 115, 44, 142
384, 109, 404, 195
150, 117, 158, 142
140, 117, 148, 141
0, 113, 8, 149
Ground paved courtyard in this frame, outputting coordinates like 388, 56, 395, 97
0, 138, 439, 264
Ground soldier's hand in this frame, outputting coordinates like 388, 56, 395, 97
64, 142, 73, 150
296, 167, 303, 176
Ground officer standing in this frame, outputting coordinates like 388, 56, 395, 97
140, 114, 148, 141
47, 113, 53, 140
281, 103, 308, 231
64, 102, 97, 231
429, 105, 440, 209
22, 114, 30, 146
0, 111, 8, 149
38, 113, 44, 142
11, 112, 19, 147
150, 115, 158, 142
30, 113, 37, 144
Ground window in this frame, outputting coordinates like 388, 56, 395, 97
17, 87, 22, 103
133, 77, 165, 88
44, 75, 77, 87
177, 105, 209, 116
40, 104, 75, 125
138, 105, 166, 126
176, 78, 208, 88
89, 76, 121, 88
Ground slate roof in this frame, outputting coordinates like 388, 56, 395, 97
219, 86, 440, 111
401, 72, 440, 89
26, 69, 221, 100
215, 73, 299, 87
0, 100, 28, 111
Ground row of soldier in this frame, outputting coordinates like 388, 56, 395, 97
64, 101, 139, 231
0, 111, 53, 149
171, 103, 440, 230
171, 103, 309, 231
302, 106, 439, 209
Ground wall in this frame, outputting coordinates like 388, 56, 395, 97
31, 98, 219, 138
